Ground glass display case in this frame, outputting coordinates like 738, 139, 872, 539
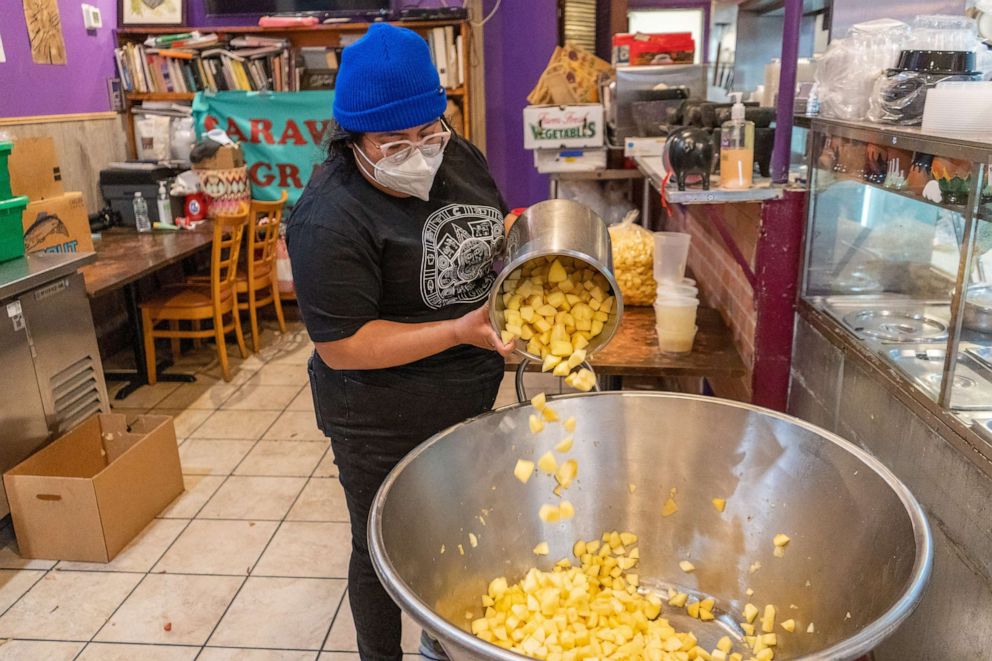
802, 117, 992, 435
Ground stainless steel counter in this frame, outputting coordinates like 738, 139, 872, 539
0, 252, 95, 301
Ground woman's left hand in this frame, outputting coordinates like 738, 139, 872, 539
452, 306, 516, 357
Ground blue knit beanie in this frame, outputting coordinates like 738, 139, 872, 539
333, 23, 448, 133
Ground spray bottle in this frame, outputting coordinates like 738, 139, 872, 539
720, 92, 755, 190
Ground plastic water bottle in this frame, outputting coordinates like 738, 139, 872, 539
133, 192, 152, 233
156, 181, 173, 225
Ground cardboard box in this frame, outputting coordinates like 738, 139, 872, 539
612, 33, 696, 67
22, 192, 94, 255
523, 104, 604, 150
624, 137, 668, 158
533, 148, 607, 173
192, 143, 245, 171
4, 414, 183, 563
9, 137, 64, 201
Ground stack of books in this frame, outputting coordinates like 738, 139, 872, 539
115, 32, 300, 94
425, 26, 464, 89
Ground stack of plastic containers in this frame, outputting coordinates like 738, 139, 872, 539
653, 232, 698, 354
0, 141, 29, 263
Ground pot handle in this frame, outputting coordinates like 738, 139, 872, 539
514, 357, 600, 404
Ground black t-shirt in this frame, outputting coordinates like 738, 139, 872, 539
286, 134, 508, 394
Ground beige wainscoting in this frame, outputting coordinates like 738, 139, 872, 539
1, 112, 129, 213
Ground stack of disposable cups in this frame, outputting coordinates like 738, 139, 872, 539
653, 232, 698, 354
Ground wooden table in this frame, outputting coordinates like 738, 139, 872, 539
81, 226, 214, 398
505, 306, 745, 390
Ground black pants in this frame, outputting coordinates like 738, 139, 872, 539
310, 358, 500, 661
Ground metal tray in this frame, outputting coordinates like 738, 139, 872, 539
884, 346, 992, 410
847, 310, 949, 343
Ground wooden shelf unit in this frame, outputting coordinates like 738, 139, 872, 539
115, 20, 476, 157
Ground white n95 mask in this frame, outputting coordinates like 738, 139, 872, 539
355, 146, 443, 201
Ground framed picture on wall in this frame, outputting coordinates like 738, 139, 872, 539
118, 0, 186, 27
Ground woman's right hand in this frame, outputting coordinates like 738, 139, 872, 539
453, 306, 515, 357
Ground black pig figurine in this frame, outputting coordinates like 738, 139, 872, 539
667, 127, 714, 191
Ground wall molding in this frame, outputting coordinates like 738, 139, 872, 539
0, 112, 120, 127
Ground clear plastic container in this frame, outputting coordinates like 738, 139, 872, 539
653, 232, 691, 284
654, 295, 699, 335
657, 284, 699, 298
657, 324, 698, 354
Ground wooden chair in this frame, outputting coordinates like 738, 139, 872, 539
140, 209, 250, 385
241, 191, 288, 351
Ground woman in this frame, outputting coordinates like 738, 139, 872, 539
286, 23, 514, 661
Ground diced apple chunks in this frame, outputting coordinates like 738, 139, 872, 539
555, 459, 578, 488
538, 504, 560, 523
529, 414, 544, 434
679, 560, 695, 573
661, 497, 678, 517
537, 452, 558, 475
514, 459, 534, 484
533, 542, 550, 556
761, 605, 777, 633
548, 259, 567, 283
554, 437, 573, 453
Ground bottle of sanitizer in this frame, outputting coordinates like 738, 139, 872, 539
156, 181, 173, 225
720, 92, 755, 190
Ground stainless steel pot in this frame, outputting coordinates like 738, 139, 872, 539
369, 393, 932, 661
489, 199, 624, 360
963, 284, 992, 333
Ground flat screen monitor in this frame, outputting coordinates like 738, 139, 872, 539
204, 0, 390, 16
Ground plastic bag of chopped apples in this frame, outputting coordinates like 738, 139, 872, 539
609, 210, 656, 306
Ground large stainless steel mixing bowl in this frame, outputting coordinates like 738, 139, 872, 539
369, 393, 932, 660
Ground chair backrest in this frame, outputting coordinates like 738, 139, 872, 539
211, 205, 250, 303
246, 190, 288, 283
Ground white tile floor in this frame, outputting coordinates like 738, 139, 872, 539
0, 320, 528, 660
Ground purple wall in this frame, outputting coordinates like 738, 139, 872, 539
0, 0, 118, 118
480, 0, 556, 207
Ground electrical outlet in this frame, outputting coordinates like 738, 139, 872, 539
82, 4, 102, 30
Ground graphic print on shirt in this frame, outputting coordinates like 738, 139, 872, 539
420, 203, 504, 309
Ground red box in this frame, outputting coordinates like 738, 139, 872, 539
613, 33, 696, 66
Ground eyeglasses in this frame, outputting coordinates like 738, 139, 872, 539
366, 131, 451, 165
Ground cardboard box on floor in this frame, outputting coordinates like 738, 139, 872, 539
3, 414, 184, 563
8, 137, 64, 201
22, 192, 94, 254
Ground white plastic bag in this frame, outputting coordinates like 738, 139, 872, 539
817, 19, 910, 120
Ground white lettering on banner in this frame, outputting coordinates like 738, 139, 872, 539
420, 204, 504, 310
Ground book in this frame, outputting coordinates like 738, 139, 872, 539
456, 34, 464, 87
445, 26, 458, 89
430, 27, 448, 88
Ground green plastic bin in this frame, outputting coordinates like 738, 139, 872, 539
0, 195, 28, 263
0, 142, 13, 200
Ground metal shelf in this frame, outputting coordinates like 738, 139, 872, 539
636, 156, 786, 205
818, 168, 969, 217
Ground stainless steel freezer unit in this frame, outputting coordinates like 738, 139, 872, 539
0, 252, 108, 517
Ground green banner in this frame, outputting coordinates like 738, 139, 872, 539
192, 91, 335, 206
